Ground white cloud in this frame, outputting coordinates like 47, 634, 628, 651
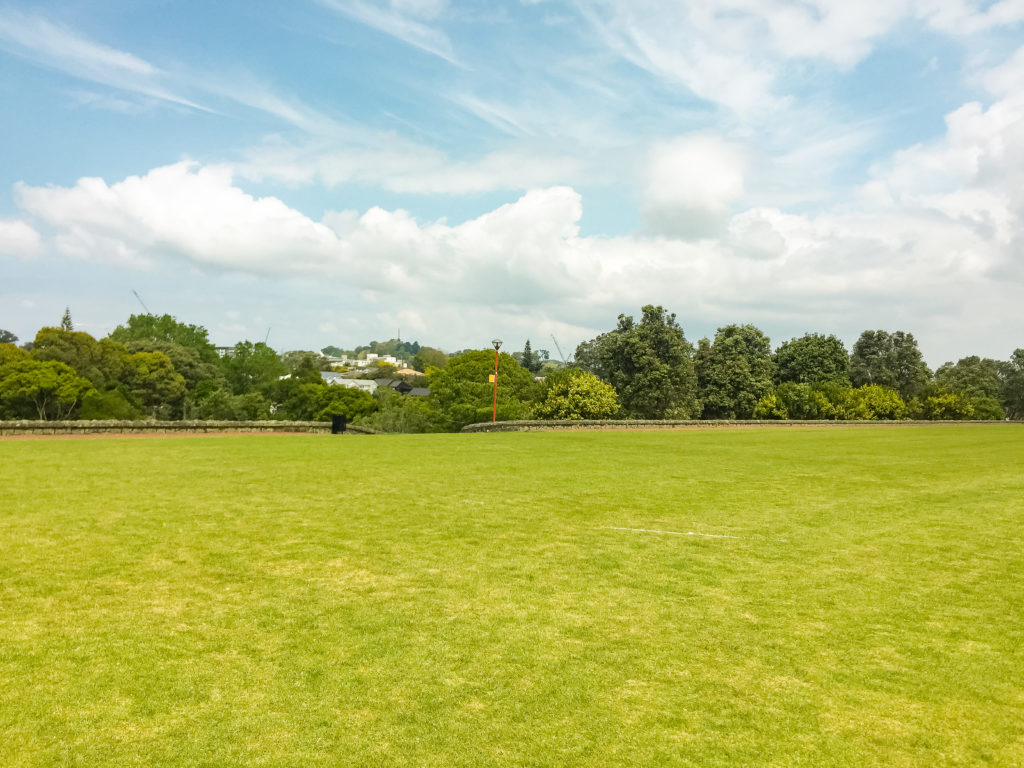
8, 48, 1024, 362
0, 218, 42, 259
642, 134, 746, 238
233, 135, 592, 194
14, 163, 342, 274
316, 0, 459, 64
573, 0, 1024, 115
0, 11, 208, 111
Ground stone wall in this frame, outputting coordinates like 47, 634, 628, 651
0, 420, 375, 436
461, 419, 1014, 433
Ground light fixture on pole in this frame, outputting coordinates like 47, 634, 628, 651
491, 339, 502, 422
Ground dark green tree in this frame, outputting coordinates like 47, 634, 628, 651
220, 341, 286, 396
32, 327, 127, 389
123, 339, 224, 393
515, 340, 543, 374
575, 305, 699, 419
697, 324, 775, 419
316, 385, 378, 422
773, 333, 849, 385
0, 329, 17, 344
850, 330, 930, 400
934, 355, 1004, 419
357, 388, 438, 433
60, 307, 73, 331
109, 314, 218, 363
999, 349, 1024, 419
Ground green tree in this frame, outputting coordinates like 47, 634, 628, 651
80, 389, 142, 420
428, 350, 538, 431
110, 314, 218, 363
773, 333, 849, 385
575, 305, 699, 419
1, 343, 29, 366
850, 330, 930, 401
192, 388, 271, 420
60, 307, 73, 331
123, 339, 225, 393
1000, 349, 1024, 419
696, 325, 775, 419
412, 346, 448, 372
316, 385, 378, 422
0, 329, 17, 344
123, 351, 186, 414
515, 340, 544, 374
31, 327, 127, 389
843, 385, 907, 420
918, 390, 975, 420
758, 382, 840, 420
220, 341, 286, 396
357, 388, 438, 433
535, 368, 620, 420
0, 359, 94, 419
281, 350, 330, 377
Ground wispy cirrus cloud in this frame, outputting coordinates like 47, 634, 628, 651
0, 10, 210, 111
0, 9, 347, 135
316, 0, 461, 65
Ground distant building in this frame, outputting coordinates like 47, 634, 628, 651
320, 372, 377, 393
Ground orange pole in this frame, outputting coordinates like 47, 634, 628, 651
492, 347, 499, 422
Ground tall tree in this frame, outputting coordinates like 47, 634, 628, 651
32, 327, 127, 389
999, 349, 1024, 419
850, 330, 930, 400
575, 305, 699, 419
109, 314, 218, 363
773, 333, 849, 385
60, 308, 73, 331
697, 324, 775, 419
220, 341, 286, 396
123, 351, 187, 412
516, 340, 542, 374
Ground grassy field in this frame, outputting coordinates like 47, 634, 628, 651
1, 426, 1022, 767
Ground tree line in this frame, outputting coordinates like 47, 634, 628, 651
1, 306, 1021, 430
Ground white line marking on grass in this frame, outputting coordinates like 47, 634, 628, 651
600, 526, 743, 539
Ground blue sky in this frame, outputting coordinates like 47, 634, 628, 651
1, 0, 1022, 365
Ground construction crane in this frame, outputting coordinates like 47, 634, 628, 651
131, 289, 151, 315
550, 333, 567, 364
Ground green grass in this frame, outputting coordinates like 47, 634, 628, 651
1, 426, 1023, 767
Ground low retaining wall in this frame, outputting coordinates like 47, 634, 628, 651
462, 419, 1015, 433
0, 420, 376, 436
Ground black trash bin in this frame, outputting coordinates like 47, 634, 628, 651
331, 414, 347, 434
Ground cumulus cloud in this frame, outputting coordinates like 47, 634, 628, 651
0, 218, 42, 259
642, 135, 746, 238
8, 54, 1024, 361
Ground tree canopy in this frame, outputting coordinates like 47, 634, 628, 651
575, 305, 699, 418
697, 324, 775, 419
774, 333, 849, 385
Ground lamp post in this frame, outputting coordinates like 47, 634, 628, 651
491, 339, 502, 422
